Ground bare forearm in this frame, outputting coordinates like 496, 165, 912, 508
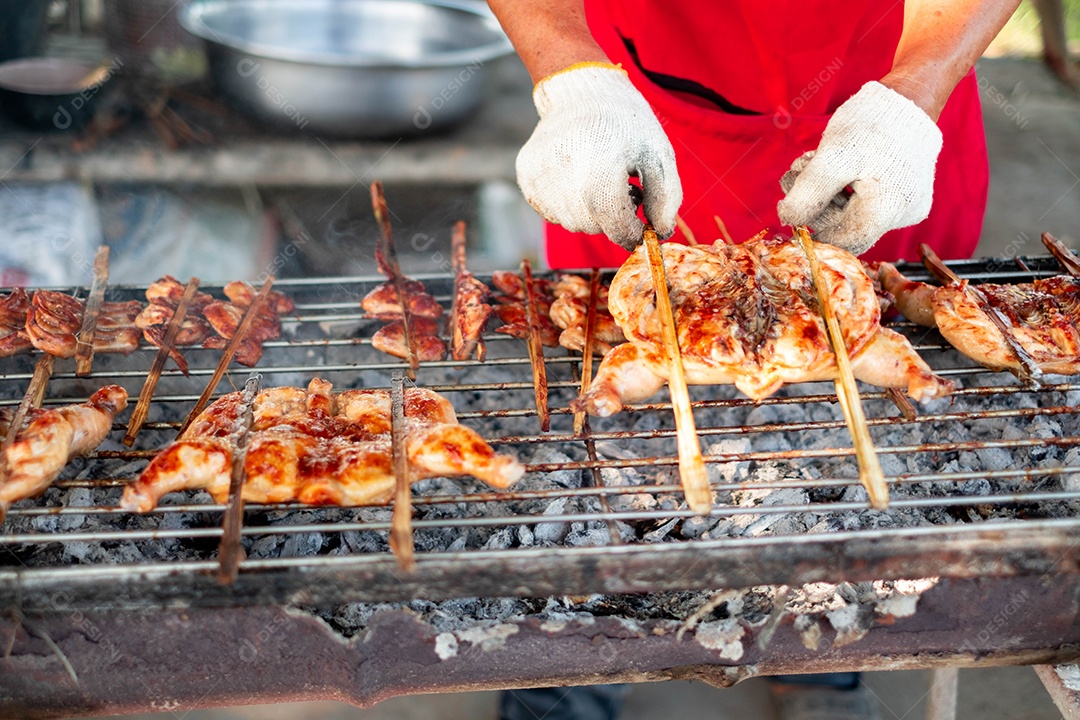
882, 0, 1020, 119
486, 0, 609, 83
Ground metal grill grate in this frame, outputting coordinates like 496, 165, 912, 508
1, 256, 1079, 612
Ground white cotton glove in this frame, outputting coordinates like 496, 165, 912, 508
516, 62, 682, 251
777, 81, 943, 255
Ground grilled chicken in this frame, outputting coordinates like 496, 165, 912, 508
198, 281, 293, 367
25, 291, 143, 358
137, 276, 215, 373
491, 271, 560, 348
371, 317, 448, 361
120, 378, 524, 511
361, 279, 444, 320
574, 235, 953, 416
0, 289, 33, 357
451, 273, 493, 361
0, 386, 128, 511
549, 274, 625, 355
880, 262, 1080, 374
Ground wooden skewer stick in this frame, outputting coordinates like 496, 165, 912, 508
75, 246, 110, 377
389, 371, 416, 571
217, 374, 261, 585
675, 215, 698, 247
371, 181, 419, 381
795, 226, 888, 510
920, 243, 1043, 386
1042, 232, 1080, 276
885, 387, 918, 422
449, 220, 486, 362
574, 268, 602, 436
522, 259, 551, 433
713, 215, 734, 245
124, 277, 201, 446
642, 225, 712, 515
179, 278, 275, 437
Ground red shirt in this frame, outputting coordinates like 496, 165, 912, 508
544, 0, 989, 268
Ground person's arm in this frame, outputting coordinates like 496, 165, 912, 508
883, 0, 1022, 120
779, 0, 1021, 256
485, 0, 682, 250
486, 0, 607, 83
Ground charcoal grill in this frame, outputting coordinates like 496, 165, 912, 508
1, 255, 1078, 717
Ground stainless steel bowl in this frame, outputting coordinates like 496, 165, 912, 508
180, 0, 514, 137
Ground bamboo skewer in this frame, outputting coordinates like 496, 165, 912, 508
75, 246, 110, 377
179, 279, 275, 437
124, 278, 201, 446
573, 268, 602, 436
371, 182, 419, 381
713, 215, 734, 245
521, 259, 551, 433
675, 215, 698, 247
389, 371, 416, 571
642, 225, 712, 515
1042, 232, 1080, 276
795, 226, 888, 510
920, 243, 1043, 386
217, 374, 260, 585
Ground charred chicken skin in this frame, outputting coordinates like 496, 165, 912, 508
0, 289, 33, 357
120, 379, 524, 511
880, 262, 1080, 374
26, 291, 143, 357
575, 235, 953, 417
0, 386, 128, 511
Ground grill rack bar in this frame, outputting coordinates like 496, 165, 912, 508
1, 255, 1079, 609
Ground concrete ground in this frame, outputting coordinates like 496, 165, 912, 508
76, 56, 1080, 720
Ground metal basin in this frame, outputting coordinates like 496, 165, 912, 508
180, 0, 514, 137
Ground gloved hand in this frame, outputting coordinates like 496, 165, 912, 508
516, 62, 682, 251
777, 81, 943, 255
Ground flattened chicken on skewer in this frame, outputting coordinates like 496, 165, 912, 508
361, 278, 444, 320
492, 271, 560, 348
549, 274, 625, 355
880, 262, 1080, 375
120, 378, 524, 511
372, 317, 447, 362
575, 234, 953, 417
0, 289, 33, 357
26, 291, 143, 357
0, 386, 128, 511
201, 281, 293, 367
450, 222, 493, 362
137, 276, 215, 373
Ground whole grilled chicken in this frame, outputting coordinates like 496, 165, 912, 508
575, 234, 953, 417
120, 378, 524, 511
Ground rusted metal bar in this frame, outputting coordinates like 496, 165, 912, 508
0, 575, 1076, 718
74, 245, 109, 377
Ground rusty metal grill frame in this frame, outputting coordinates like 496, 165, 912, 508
1, 256, 1079, 613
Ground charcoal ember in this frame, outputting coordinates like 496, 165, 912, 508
705, 438, 751, 485
566, 521, 612, 547
680, 514, 717, 539
520, 445, 582, 489
483, 526, 515, 550
517, 524, 535, 547
600, 467, 657, 513
282, 531, 324, 557
533, 496, 571, 545
249, 535, 285, 558
642, 518, 678, 543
